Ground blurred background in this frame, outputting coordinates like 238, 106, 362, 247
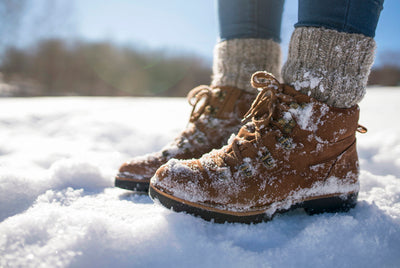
0, 0, 399, 97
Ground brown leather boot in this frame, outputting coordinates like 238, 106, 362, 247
115, 85, 256, 191
149, 72, 365, 223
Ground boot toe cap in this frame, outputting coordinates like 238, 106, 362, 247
151, 159, 205, 199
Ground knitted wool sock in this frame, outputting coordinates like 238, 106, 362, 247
282, 27, 376, 108
211, 38, 282, 93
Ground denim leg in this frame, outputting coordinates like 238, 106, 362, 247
296, 0, 384, 37
217, 0, 285, 42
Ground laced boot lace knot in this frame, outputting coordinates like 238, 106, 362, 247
168, 85, 219, 155
222, 71, 293, 168
242, 71, 285, 123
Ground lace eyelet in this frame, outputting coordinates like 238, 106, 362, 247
216, 167, 231, 181
277, 118, 296, 134
217, 171, 229, 181
177, 139, 185, 148
239, 163, 252, 177
260, 151, 275, 169
289, 102, 299, 109
162, 150, 170, 157
290, 102, 307, 109
277, 136, 293, 150
196, 137, 205, 144
283, 126, 293, 134
205, 105, 218, 116
278, 118, 286, 125
216, 90, 226, 102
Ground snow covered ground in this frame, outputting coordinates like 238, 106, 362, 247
1, 88, 400, 268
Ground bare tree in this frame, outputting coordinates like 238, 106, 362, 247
20, 0, 76, 45
0, 0, 75, 55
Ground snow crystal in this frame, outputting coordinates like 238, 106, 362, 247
163, 159, 194, 175
227, 133, 237, 144
309, 163, 325, 172
283, 111, 293, 121
293, 70, 326, 93
289, 103, 315, 131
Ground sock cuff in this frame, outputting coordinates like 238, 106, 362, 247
211, 38, 282, 92
282, 27, 376, 108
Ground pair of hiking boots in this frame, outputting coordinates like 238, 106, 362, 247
115, 72, 364, 224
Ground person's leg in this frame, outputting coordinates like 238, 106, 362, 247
282, 0, 384, 108
295, 0, 382, 38
218, 0, 283, 42
211, 0, 285, 91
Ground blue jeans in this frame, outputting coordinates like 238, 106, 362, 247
218, 0, 384, 41
296, 0, 384, 38
217, 0, 284, 42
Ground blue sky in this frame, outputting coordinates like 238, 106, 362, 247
27, 0, 400, 67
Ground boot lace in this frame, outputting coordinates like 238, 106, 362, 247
161, 85, 215, 157
223, 71, 295, 164
221, 71, 367, 168
187, 85, 213, 122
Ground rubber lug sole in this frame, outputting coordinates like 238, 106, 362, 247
114, 177, 150, 192
302, 193, 358, 215
149, 185, 358, 224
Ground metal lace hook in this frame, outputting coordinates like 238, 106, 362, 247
357, 124, 368, 134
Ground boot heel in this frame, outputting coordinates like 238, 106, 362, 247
303, 193, 358, 215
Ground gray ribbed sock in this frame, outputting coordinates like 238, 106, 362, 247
211, 38, 282, 93
282, 27, 376, 108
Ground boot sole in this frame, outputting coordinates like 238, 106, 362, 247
114, 175, 150, 192
149, 185, 358, 224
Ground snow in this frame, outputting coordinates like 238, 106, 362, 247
1, 89, 400, 267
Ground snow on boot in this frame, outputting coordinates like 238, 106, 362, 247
149, 72, 365, 223
115, 85, 256, 191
